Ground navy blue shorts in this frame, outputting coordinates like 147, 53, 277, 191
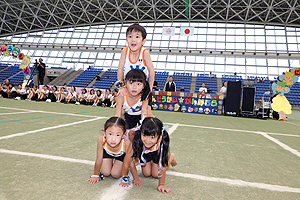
103, 149, 125, 162
142, 150, 158, 164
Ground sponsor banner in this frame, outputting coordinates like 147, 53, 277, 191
152, 93, 224, 116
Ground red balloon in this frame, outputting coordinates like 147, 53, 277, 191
18, 53, 24, 60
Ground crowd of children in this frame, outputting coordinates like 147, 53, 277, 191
87, 23, 177, 194
0, 81, 118, 108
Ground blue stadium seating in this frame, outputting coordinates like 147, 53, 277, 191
68, 68, 103, 87
195, 74, 218, 94
92, 69, 117, 90
9, 66, 38, 85
0, 63, 10, 71
172, 72, 192, 92
154, 71, 169, 91
0, 64, 22, 83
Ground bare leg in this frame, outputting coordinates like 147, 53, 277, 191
279, 111, 288, 121
101, 159, 113, 177
110, 160, 123, 178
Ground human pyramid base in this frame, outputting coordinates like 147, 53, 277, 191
86, 24, 178, 194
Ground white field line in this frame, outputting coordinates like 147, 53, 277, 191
99, 170, 135, 200
0, 111, 38, 115
168, 123, 179, 136
178, 123, 300, 158
167, 171, 300, 194
0, 106, 101, 118
0, 149, 94, 165
0, 117, 105, 140
258, 132, 300, 158
1, 148, 300, 194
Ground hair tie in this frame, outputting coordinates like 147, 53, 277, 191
162, 126, 168, 134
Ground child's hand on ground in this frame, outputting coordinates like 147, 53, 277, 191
133, 179, 143, 187
158, 185, 171, 194
119, 181, 130, 187
87, 177, 100, 184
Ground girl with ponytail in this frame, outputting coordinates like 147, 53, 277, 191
120, 117, 177, 194
115, 69, 151, 134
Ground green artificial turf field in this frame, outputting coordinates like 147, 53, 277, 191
0, 98, 300, 200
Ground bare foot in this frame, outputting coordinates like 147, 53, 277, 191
169, 153, 178, 167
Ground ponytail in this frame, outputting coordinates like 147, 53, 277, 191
132, 129, 144, 161
141, 81, 151, 101
159, 128, 170, 168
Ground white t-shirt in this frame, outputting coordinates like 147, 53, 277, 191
20, 88, 27, 93
40, 89, 49, 94
199, 87, 207, 94
220, 86, 227, 95
80, 93, 87, 98
88, 94, 95, 98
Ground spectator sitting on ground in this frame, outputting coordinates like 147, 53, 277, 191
102, 89, 112, 107
15, 85, 30, 100
93, 90, 102, 107
86, 89, 96, 105
57, 84, 68, 103
47, 86, 59, 102
110, 89, 118, 108
65, 86, 77, 104
37, 85, 49, 101
7, 83, 16, 99
26, 85, 39, 101
199, 82, 207, 94
0, 84, 7, 98
76, 88, 87, 105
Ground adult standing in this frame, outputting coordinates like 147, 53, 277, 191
199, 82, 207, 94
220, 81, 227, 96
37, 58, 46, 85
165, 76, 176, 92
220, 81, 227, 113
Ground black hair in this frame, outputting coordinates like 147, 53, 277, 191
132, 117, 169, 168
96, 90, 101, 96
125, 69, 151, 101
126, 23, 147, 40
90, 89, 94, 94
53, 86, 57, 90
104, 117, 127, 134
82, 88, 87, 93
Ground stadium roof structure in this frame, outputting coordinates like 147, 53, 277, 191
1, 0, 300, 37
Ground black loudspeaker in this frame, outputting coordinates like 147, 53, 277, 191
225, 81, 241, 113
241, 87, 255, 114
